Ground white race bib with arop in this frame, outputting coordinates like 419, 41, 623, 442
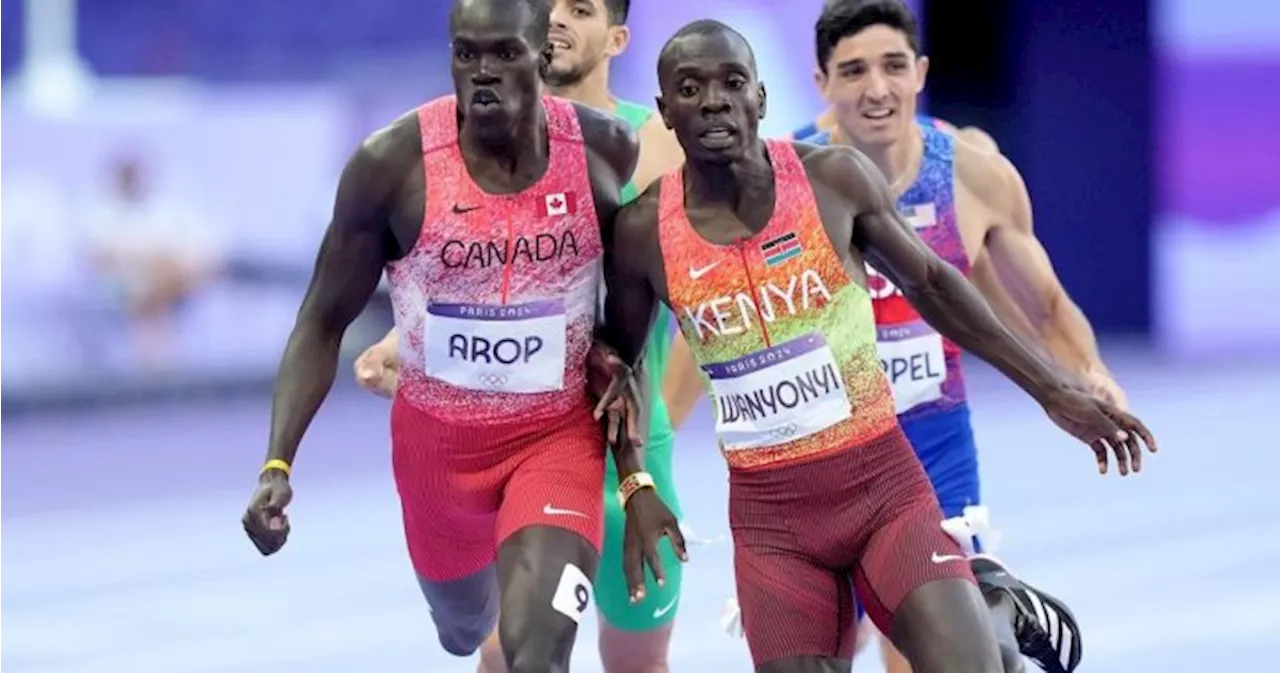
877, 321, 945, 414
704, 333, 852, 451
424, 299, 566, 394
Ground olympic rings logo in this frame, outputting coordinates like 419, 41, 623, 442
476, 373, 510, 388
766, 423, 800, 439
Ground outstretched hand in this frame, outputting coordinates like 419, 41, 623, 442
586, 341, 643, 448
1041, 387, 1157, 476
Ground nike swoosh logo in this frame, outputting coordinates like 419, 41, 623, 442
543, 503, 588, 518
931, 551, 967, 563
652, 596, 679, 618
689, 262, 720, 280
452, 204, 482, 214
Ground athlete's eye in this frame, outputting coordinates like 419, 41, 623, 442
678, 81, 699, 98
838, 64, 864, 79
454, 46, 475, 63
726, 76, 746, 90
499, 47, 518, 61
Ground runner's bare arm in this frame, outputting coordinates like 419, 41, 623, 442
975, 155, 1122, 404
266, 134, 403, 465
822, 145, 1067, 404
576, 101, 641, 221
600, 196, 663, 473
628, 117, 702, 428
576, 102, 651, 468
955, 126, 1000, 153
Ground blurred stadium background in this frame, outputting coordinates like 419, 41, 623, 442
3, 0, 1278, 671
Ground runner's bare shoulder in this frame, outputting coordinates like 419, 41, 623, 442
330, 109, 426, 223
791, 141, 884, 209
569, 101, 640, 183
614, 178, 662, 244
351, 110, 425, 182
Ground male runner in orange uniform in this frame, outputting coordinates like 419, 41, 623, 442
600, 19, 1155, 673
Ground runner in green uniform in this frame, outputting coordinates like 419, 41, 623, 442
353, 2, 701, 671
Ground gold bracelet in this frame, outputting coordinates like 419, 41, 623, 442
259, 458, 291, 477
617, 471, 656, 509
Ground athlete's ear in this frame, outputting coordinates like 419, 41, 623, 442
756, 82, 768, 120
655, 94, 673, 130
914, 55, 929, 95
605, 24, 631, 58
813, 67, 829, 97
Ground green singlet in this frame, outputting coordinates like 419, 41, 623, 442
595, 99, 684, 631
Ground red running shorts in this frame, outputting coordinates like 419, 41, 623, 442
391, 394, 606, 582
729, 426, 976, 665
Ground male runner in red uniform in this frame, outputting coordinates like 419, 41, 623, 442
600, 20, 1156, 673
239, 0, 681, 670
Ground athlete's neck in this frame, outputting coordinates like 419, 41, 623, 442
547, 66, 614, 112
685, 139, 775, 233
458, 104, 549, 182
839, 123, 923, 196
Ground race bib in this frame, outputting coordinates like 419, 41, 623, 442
704, 333, 851, 451
877, 321, 945, 414
424, 299, 566, 394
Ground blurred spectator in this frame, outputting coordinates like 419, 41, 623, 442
85, 152, 227, 370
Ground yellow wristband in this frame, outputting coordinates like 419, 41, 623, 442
617, 471, 656, 509
260, 459, 291, 477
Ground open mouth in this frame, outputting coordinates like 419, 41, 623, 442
862, 108, 895, 122
699, 125, 738, 149
548, 33, 573, 53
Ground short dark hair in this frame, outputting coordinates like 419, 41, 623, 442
658, 19, 757, 78
603, 0, 630, 25
815, 0, 922, 74
449, 0, 552, 47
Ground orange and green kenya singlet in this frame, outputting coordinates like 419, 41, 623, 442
656, 140, 898, 470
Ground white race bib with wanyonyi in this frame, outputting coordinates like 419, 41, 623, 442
424, 300, 566, 393
877, 322, 945, 414
704, 333, 852, 451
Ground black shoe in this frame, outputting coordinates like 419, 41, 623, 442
970, 554, 1083, 673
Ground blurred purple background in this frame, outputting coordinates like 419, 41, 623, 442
3, 1, 1277, 672
1153, 1, 1280, 354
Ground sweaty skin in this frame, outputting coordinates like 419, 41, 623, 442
599, 22, 1154, 673
356, 3, 696, 671
819, 123, 1125, 408
248, 0, 651, 556
601, 136, 1134, 673
607, 142, 1114, 437
354, 121, 703, 422
808, 20, 1123, 408
355, 19, 705, 429
261, 102, 640, 482
631, 116, 705, 428
810, 14, 1123, 671
950, 140, 1126, 407
245, 6, 677, 672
